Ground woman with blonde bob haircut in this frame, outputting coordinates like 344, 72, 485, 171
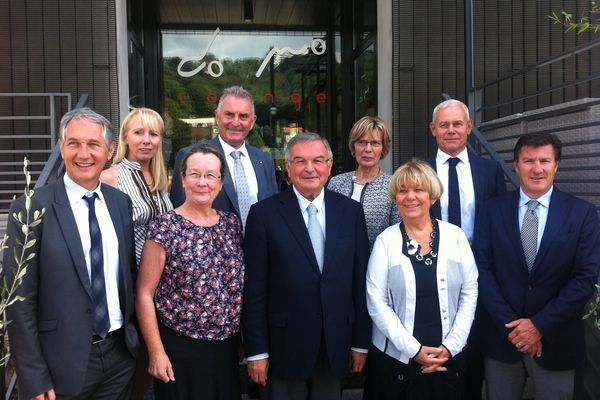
364, 159, 478, 400
328, 116, 400, 249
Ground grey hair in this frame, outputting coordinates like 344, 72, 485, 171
58, 107, 113, 146
431, 99, 470, 123
216, 86, 256, 115
285, 132, 333, 161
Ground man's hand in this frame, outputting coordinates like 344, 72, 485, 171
349, 351, 367, 373
413, 346, 448, 374
248, 358, 269, 387
31, 389, 56, 400
506, 318, 542, 354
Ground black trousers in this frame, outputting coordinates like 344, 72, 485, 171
363, 345, 464, 400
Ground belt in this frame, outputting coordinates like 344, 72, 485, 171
92, 328, 122, 344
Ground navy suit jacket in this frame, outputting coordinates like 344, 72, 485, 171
472, 188, 600, 370
170, 136, 279, 212
427, 149, 506, 223
242, 188, 371, 379
4, 179, 138, 399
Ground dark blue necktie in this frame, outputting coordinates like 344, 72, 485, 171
447, 157, 461, 227
83, 193, 110, 338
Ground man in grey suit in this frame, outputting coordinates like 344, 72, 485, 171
4, 108, 139, 399
170, 86, 278, 227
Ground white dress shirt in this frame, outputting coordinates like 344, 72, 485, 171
436, 148, 476, 242
518, 187, 553, 251
219, 136, 259, 205
64, 174, 123, 332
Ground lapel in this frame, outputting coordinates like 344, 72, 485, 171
323, 190, 342, 275
52, 180, 93, 299
101, 184, 128, 302
427, 155, 442, 219
468, 150, 484, 211
247, 146, 266, 200
212, 137, 241, 216
530, 188, 565, 275
277, 188, 322, 276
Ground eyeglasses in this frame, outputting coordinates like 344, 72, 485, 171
356, 140, 383, 148
185, 172, 221, 182
288, 157, 331, 167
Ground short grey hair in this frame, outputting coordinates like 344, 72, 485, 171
216, 86, 256, 115
58, 107, 113, 146
285, 132, 333, 161
431, 99, 470, 123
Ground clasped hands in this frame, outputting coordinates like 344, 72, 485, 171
414, 346, 450, 374
505, 318, 543, 357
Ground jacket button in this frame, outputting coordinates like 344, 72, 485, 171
397, 374, 404, 381
86, 309, 92, 314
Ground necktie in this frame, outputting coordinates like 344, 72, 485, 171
231, 151, 251, 227
307, 203, 324, 272
521, 200, 539, 271
83, 193, 110, 338
447, 157, 461, 227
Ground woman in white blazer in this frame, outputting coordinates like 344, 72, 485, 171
363, 159, 478, 400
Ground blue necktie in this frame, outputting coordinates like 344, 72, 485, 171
83, 193, 110, 338
307, 203, 324, 272
231, 151, 251, 228
447, 157, 461, 227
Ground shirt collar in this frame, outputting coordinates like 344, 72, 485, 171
219, 135, 249, 158
63, 173, 105, 203
519, 186, 553, 209
293, 186, 325, 212
121, 157, 141, 170
436, 147, 470, 164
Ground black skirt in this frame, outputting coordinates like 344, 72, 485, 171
363, 345, 464, 400
154, 323, 241, 400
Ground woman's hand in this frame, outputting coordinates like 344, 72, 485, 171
414, 346, 448, 374
148, 350, 175, 383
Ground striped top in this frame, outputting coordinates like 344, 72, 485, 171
118, 158, 173, 265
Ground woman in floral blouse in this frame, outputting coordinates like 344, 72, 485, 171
137, 143, 244, 400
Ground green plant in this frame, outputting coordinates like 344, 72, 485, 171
550, 1, 600, 34
583, 284, 600, 330
0, 157, 45, 362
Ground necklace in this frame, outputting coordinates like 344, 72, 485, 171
402, 222, 437, 266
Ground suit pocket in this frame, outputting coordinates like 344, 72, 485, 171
38, 319, 58, 332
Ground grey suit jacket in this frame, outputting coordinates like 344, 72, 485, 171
170, 136, 279, 212
3, 179, 139, 399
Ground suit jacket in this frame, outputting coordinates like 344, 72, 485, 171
242, 188, 371, 379
4, 179, 139, 399
170, 136, 279, 211
427, 149, 507, 223
472, 188, 600, 370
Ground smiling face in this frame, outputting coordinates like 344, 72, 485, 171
60, 118, 114, 190
395, 185, 435, 222
354, 130, 384, 169
285, 139, 332, 201
182, 152, 224, 207
430, 104, 473, 157
215, 95, 257, 149
122, 116, 161, 164
514, 144, 558, 199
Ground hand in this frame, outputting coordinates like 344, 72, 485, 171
414, 346, 448, 374
31, 389, 56, 400
506, 318, 542, 353
148, 350, 175, 383
349, 351, 367, 373
248, 358, 269, 386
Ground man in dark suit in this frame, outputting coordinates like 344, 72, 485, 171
242, 132, 371, 400
427, 99, 506, 399
473, 132, 600, 400
170, 86, 278, 227
4, 108, 139, 399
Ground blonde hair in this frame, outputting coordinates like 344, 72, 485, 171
348, 116, 391, 158
388, 159, 443, 201
113, 107, 168, 192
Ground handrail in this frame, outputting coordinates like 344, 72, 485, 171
442, 93, 519, 188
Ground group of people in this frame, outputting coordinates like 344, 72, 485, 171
3, 85, 599, 400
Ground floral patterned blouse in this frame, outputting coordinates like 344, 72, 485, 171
147, 210, 244, 341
